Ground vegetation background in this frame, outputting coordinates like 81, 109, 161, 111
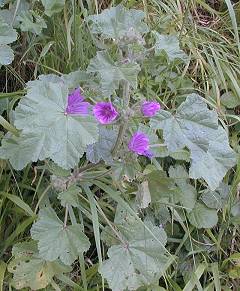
1, 0, 240, 290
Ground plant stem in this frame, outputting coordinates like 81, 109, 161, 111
64, 204, 69, 228
0, 90, 26, 99
112, 80, 130, 155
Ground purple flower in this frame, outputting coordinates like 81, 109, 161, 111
93, 102, 118, 124
65, 88, 90, 115
128, 132, 153, 158
141, 101, 161, 117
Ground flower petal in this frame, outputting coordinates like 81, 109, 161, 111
141, 101, 161, 117
93, 102, 118, 124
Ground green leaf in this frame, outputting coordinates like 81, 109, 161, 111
221, 91, 240, 108
188, 202, 218, 228
0, 18, 17, 45
136, 181, 151, 209
0, 18, 17, 65
58, 185, 80, 207
41, 0, 65, 17
87, 51, 140, 96
145, 170, 177, 203
153, 32, 188, 62
100, 209, 171, 291
45, 161, 71, 177
31, 207, 90, 265
112, 159, 142, 181
18, 10, 47, 35
87, 4, 149, 40
150, 94, 236, 190
0, 76, 98, 170
169, 165, 197, 212
86, 127, 117, 164
0, 45, 14, 65
8, 241, 71, 290
0, 132, 51, 170
200, 182, 230, 210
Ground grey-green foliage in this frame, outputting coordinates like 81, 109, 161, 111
86, 127, 118, 164
150, 94, 236, 190
58, 185, 80, 207
87, 4, 149, 41
221, 91, 240, 108
169, 165, 197, 212
41, 0, 65, 17
136, 181, 151, 209
31, 207, 90, 265
188, 202, 218, 229
200, 182, 230, 210
18, 10, 47, 35
100, 206, 172, 291
0, 17, 17, 65
0, 132, 51, 170
0, 75, 98, 169
8, 241, 71, 290
87, 51, 140, 96
153, 31, 188, 62
145, 170, 177, 203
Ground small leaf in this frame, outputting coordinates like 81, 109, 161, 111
153, 32, 188, 62
112, 159, 142, 181
0, 18, 17, 45
87, 4, 149, 40
188, 202, 218, 228
18, 10, 47, 35
221, 91, 240, 108
41, 0, 65, 17
86, 127, 117, 164
0, 18, 17, 65
31, 207, 90, 265
200, 182, 230, 209
0, 45, 15, 65
150, 94, 236, 190
58, 185, 80, 207
145, 170, 177, 203
169, 165, 197, 212
8, 241, 71, 290
87, 51, 140, 96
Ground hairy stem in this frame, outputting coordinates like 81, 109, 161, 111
64, 204, 69, 228
112, 80, 130, 155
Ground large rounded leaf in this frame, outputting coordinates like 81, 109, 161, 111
0, 75, 99, 169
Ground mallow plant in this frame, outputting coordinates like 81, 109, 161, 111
0, 4, 237, 291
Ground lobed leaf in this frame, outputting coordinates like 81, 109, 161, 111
153, 32, 188, 62
87, 51, 140, 96
0, 18, 17, 65
169, 165, 197, 212
150, 94, 236, 190
18, 10, 47, 35
188, 202, 218, 229
86, 127, 118, 164
200, 182, 230, 210
0, 76, 99, 169
31, 207, 90, 265
8, 241, 71, 290
87, 4, 149, 41
41, 0, 65, 17
100, 207, 171, 291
